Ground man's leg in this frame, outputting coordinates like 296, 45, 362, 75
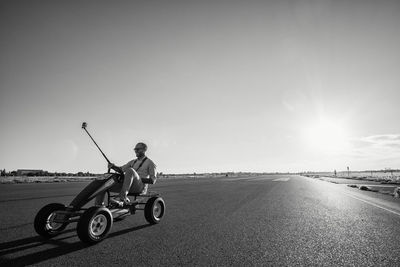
119, 168, 142, 200
129, 171, 145, 194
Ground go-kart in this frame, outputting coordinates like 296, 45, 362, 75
34, 173, 165, 244
34, 122, 165, 244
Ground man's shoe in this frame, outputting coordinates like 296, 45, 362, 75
109, 198, 123, 207
110, 197, 130, 207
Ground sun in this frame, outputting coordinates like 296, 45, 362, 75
303, 118, 350, 153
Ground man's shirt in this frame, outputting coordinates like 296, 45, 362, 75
121, 157, 157, 185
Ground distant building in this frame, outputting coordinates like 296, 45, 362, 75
17, 169, 43, 176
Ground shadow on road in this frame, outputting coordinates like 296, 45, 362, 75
0, 224, 152, 266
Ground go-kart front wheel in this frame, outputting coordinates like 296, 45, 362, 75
34, 203, 68, 238
77, 206, 113, 244
144, 197, 165, 224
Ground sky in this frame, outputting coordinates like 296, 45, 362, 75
1, 0, 400, 174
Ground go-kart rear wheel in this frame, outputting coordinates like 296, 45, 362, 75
77, 206, 113, 244
144, 197, 165, 224
34, 203, 68, 238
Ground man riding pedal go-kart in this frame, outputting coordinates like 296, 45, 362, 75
33, 122, 165, 244
95, 142, 157, 207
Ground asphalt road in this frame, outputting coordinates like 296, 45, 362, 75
1, 175, 399, 266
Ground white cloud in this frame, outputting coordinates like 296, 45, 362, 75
347, 134, 400, 166
359, 134, 400, 148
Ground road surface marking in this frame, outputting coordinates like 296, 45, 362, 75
342, 192, 400, 217
222, 177, 255, 181
223, 177, 290, 182
272, 178, 290, 182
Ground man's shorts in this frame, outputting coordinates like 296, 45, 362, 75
109, 177, 145, 195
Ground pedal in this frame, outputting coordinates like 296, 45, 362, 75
109, 202, 122, 209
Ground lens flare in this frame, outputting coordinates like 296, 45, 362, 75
303, 119, 350, 153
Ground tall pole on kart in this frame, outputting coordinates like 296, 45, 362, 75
81, 122, 111, 173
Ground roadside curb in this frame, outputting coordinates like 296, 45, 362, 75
301, 175, 400, 199
343, 184, 399, 197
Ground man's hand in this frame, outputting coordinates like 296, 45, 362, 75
108, 162, 115, 170
108, 163, 123, 174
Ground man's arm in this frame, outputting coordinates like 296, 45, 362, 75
109, 160, 134, 174
141, 161, 157, 184
108, 163, 124, 174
